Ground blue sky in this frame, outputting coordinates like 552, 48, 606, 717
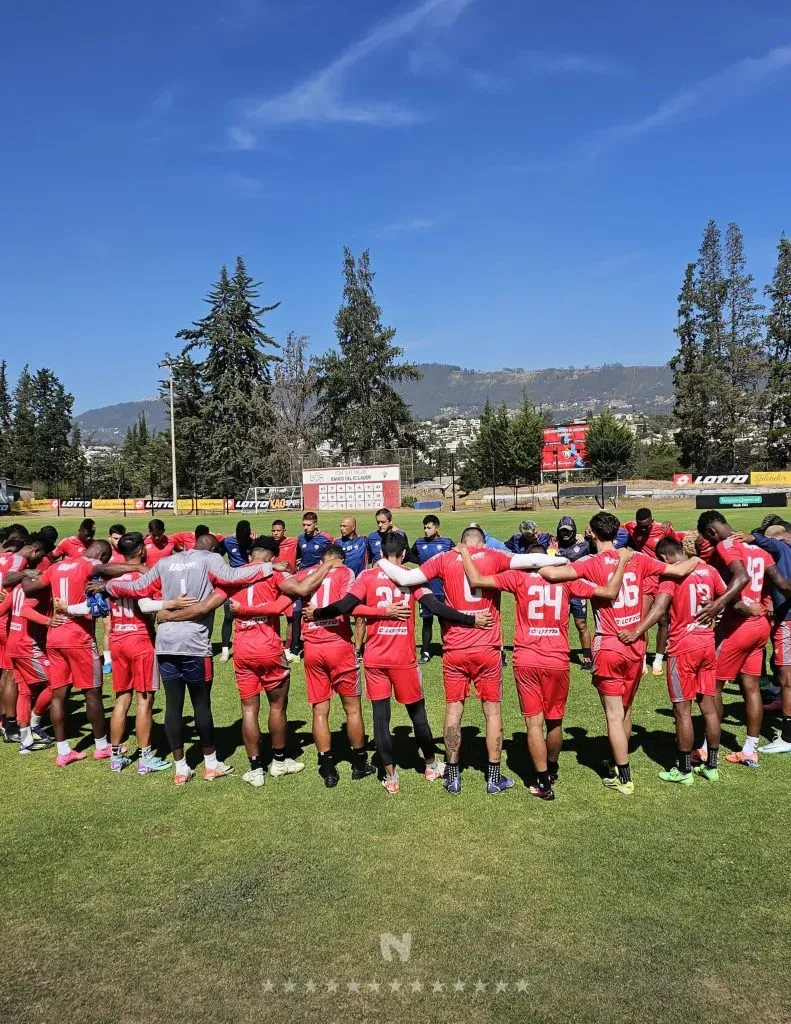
3, 0, 791, 412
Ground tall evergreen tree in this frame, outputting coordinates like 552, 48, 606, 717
314, 248, 421, 459
177, 257, 280, 492
30, 368, 74, 486
585, 409, 635, 484
0, 360, 11, 474
10, 367, 37, 484
670, 263, 710, 472
458, 400, 512, 493
508, 392, 544, 486
763, 235, 791, 468
68, 423, 87, 494
159, 353, 207, 494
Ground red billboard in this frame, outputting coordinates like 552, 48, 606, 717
542, 424, 589, 472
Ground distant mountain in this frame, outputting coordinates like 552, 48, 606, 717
75, 362, 672, 444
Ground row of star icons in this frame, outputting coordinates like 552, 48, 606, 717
260, 979, 529, 994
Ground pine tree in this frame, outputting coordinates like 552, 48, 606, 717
585, 409, 635, 484
160, 353, 207, 494
30, 368, 75, 486
670, 263, 710, 472
177, 257, 280, 492
722, 222, 764, 470
67, 423, 87, 494
0, 360, 11, 475
509, 392, 544, 487
763, 235, 791, 468
314, 248, 421, 460
458, 400, 512, 493
10, 367, 37, 485
269, 332, 318, 484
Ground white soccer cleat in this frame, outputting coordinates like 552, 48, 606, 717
219, 648, 231, 664
269, 757, 305, 777
284, 649, 298, 664
758, 735, 791, 754
243, 767, 266, 787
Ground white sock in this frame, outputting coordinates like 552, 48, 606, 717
175, 757, 189, 774
95, 736, 109, 751
221, 646, 229, 656
104, 653, 112, 666
30, 711, 42, 728
653, 653, 664, 667
699, 739, 708, 756
205, 751, 219, 770
20, 726, 32, 747
743, 735, 759, 756
57, 740, 71, 756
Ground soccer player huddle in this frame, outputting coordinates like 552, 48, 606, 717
1, 504, 789, 802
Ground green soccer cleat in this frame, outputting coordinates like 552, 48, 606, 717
602, 776, 634, 796
693, 764, 720, 783
658, 766, 694, 787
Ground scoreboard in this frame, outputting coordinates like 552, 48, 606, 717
301, 465, 401, 511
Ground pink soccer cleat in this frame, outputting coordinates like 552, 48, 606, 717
55, 749, 87, 768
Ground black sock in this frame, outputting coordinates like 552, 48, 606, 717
271, 748, 286, 762
782, 716, 791, 744
548, 759, 559, 777
447, 762, 460, 782
112, 744, 122, 757
421, 618, 432, 655
536, 769, 551, 791
677, 750, 691, 775
706, 747, 719, 770
249, 755, 264, 771
351, 746, 368, 768
581, 647, 591, 660
5, 717, 18, 730
487, 761, 501, 784
617, 762, 631, 784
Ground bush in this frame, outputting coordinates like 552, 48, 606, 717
401, 494, 416, 508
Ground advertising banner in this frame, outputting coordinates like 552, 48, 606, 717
542, 424, 588, 472
302, 465, 401, 511
695, 493, 788, 509
674, 473, 749, 487
234, 487, 302, 512
749, 471, 791, 487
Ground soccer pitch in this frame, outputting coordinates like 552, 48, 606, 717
2, 506, 789, 1024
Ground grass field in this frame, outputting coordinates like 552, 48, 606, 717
2, 505, 789, 1024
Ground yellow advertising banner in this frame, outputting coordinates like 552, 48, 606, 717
11, 499, 54, 512
750, 471, 791, 487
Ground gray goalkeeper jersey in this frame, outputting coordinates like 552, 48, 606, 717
106, 550, 269, 657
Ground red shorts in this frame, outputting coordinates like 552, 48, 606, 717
110, 634, 158, 694
0, 634, 10, 672
513, 660, 570, 720
442, 647, 502, 703
716, 619, 770, 681
772, 621, 791, 667
11, 653, 50, 688
365, 664, 423, 705
47, 645, 101, 691
666, 645, 716, 701
234, 653, 289, 700
304, 643, 360, 705
593, 647, 642, 707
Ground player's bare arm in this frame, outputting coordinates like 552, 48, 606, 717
158, 590, 227, 623
457, 544, 499, 590
696, 559, 749, 624
618, 592, 672, 645
377, 559, 428, 587
659, 555, 702, 578
277, 560, 333, 599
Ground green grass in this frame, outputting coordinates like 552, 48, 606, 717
2, 505, 789, 1024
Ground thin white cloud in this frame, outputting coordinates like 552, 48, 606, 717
227, 125, 257, 150
229, 0, 476, 145
226, 173, 270, 199
588, 44, 791, 157
380, 216, 435, 234
523, 52, 618, 76
408, 44, 508, 90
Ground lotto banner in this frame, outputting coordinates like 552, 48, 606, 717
542, 424, 588, 472
749, 471, 791, 487
302, 465, 401, 511
674, 473, 749, 487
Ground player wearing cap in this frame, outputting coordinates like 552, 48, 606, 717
617, 537, 728, 785
695, 511, 784, 769
506, 520, 553, 554
541, 512, 701, 797
555, 516, 594, 670
377, 526, 565, 795
406, 515, 454, 664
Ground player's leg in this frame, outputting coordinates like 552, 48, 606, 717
599, 693, 632, 795
405, 699, 443, 779
102, 619, 112, 677
482, 700, 513, 794
185, 658, 231, 781
760, 622, 791, 752
160, 657, 191, 780
694, 694, 721, 781
371, 696, 397, 789
290, 600, 303, 656
30, 673, 53, 741
1, 668, 20, 742
653, 614, 669, 675
658, 699, 694, 786
312, 699, 338, 787
725, 634, 767, 767
341, 692, 374, 780
571, 598, 592, 670
420, 605, 434, 664
15, 660, 52, 752
109, 691, 133, 771
266, 675, 304, 776
443, 700, 464, 794
83, 686, 109, 752
240, 693, 266, 787
545, 719, 563, 782
515, 662, 552, 797
354, 617, 366, 661
220, 602, 233, 663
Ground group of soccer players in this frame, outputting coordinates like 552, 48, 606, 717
1, 503, 790, 801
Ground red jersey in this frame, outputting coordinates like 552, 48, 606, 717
40, 555, 100, 648
420, 547, 512, 651
297, 564, 355, 645
573, 550, 664, 658
0, 552, 26, 632
349, 567, 430, 667
7, 585, 51, 659
170, 531, 225, 552
216, 572, 292, 660
108, 569, 160, 643
276, 537, 298, 573
109, 549, 126, 565
144, 535, 182, 566
53, 536, 87, 560
493, 571, 597, 668
713, 537, 773, 635
622, 521, 681, 557
657, 565, 727, 655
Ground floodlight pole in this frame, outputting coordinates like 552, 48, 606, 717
160, 361, 180, 517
